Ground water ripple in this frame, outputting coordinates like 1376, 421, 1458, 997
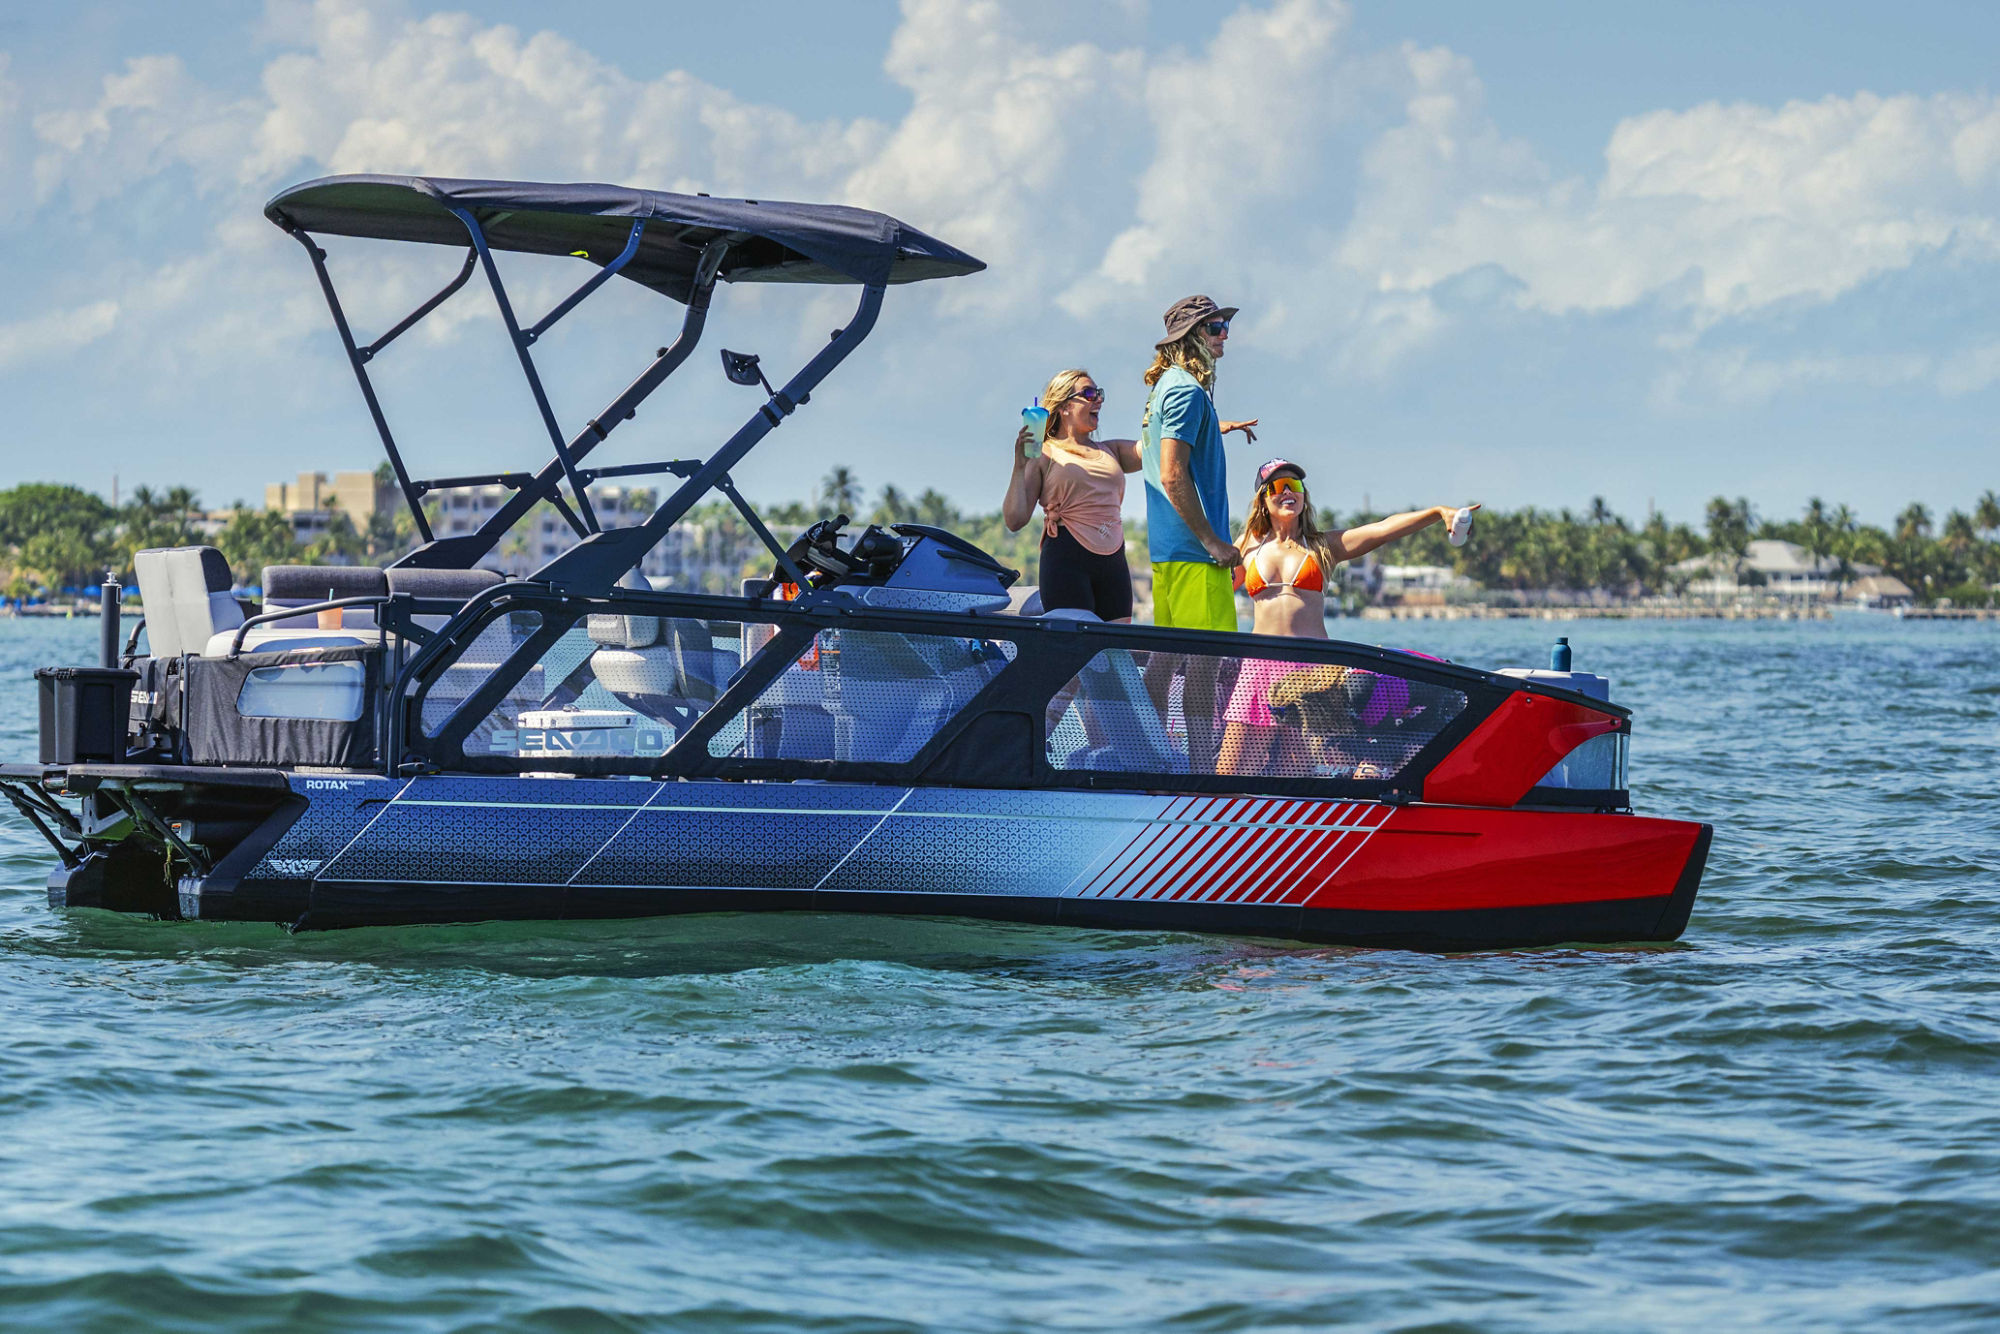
2, 618, 1998, 1330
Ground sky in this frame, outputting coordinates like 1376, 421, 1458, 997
2, 0, 1998, 530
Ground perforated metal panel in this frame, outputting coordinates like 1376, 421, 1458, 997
1047, 648, 1466, 781
712, 628, 1016, 763
425, 613, 777, 759
419, 612, 543, 741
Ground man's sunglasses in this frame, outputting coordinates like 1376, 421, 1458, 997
1263, 477, 1304, 495
1066, 386, 1106, 403
1203, 319, 1231, 336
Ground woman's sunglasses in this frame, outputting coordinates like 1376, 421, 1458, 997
1263, 477, 1304, 495
1065, 386, 1105, 403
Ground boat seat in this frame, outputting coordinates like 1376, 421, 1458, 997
261, 565, 387, 629
384, 566, 505, 631
203, 627, 384, 658
590, 621, 737, 720
133, 546, 244, 659
197, 566, 502, 657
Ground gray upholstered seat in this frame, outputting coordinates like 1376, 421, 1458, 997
261, 565, 388, 628
133, 547, 245, 659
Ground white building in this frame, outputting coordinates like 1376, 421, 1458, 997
1673, 539, 1876, 600
429, 484, 714, 584
1378, 564, 1471, 594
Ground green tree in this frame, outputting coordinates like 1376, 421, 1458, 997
214, 508, 300, 588
818, 467, 863, 517
1704, 496, 1754, 576
1975, 489, 2000, 539
871, 485, 911, 526
915, 488, 960, 529
1895, 502, 1933, 543
19, 531, 101, 593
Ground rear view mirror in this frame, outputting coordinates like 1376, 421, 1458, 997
720, 349, 772, 392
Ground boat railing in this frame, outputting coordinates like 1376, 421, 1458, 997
378, 582, 1613, 805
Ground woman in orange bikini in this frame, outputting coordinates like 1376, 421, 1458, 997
1217, 458, 1475, 775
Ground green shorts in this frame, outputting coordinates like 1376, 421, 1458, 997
1151, 561, 1237, 632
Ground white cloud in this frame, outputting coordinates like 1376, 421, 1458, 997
841, 0, 1146, 314
1353, 87, 2000, 324
10, 0, 2000, 423
0, 300, 121, 368
243, 4, 880, 196
1070, 0, 1356, 312
31, 55, 263, 209
1651, 340, 2000, 410
1936, 340, 2000, 396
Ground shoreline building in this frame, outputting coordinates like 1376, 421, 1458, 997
265, 471, 762, 589
1673, 539, 1884, 602
265, 471, 396, 549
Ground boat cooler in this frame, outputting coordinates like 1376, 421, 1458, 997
35, 666, 138, 764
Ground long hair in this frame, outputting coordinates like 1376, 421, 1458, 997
1140, 327, 1216, 432
1039, 368, 1095, 444
1244, 478, 1333, 563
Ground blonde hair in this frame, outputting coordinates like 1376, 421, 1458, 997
1244, 476, 1333, 565
1141, 327, 1216, 431
1039, 368, 1096, 444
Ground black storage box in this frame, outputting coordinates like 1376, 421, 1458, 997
36, 666, 139, 764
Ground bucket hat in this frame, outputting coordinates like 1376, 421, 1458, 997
1157, 294, 1240, 348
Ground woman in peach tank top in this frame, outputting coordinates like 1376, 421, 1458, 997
1001, 369, 1142, 622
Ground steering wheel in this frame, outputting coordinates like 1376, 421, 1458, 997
755, 513, 850, 598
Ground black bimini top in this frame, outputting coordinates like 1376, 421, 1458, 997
265, 174, 984, 300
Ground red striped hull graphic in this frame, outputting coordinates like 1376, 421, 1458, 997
1072, 798, 1393, 903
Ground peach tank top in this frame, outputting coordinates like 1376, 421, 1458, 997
1037, 438, 1126, 556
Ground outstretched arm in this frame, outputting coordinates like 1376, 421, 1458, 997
1327, 504, 1477, 562
1105, 437, 1143, 473
1001, 427, 1043, 532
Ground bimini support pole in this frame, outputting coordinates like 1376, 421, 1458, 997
532, 281, 888, 594
451, 209, 651, 537
283, 225, 440, 544
393, 237, 732, 572
419, 280, 887, 763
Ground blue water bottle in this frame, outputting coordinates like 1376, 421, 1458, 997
1551, 636, 1572, 672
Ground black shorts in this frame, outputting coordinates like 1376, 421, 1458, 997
1039, 525, 1133, 621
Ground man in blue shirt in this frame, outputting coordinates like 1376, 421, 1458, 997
1139, 294, 1258, 774
1141, 294, 1258, 629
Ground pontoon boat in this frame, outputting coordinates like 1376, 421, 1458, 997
0, 176, 1710, 948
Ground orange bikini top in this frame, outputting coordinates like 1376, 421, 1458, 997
1243, 545, 1324, 596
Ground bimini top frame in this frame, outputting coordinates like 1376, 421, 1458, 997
265, 174, 984, 592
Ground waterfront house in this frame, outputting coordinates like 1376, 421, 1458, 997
1672, 539, 1874, 601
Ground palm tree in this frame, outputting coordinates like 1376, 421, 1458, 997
1704, 495, 1753, 591
916, 489, 959, 530
1801, 497, 1833, 602
1895, 502, 1933, 543
1975, 490, 2000, 540
163, 486, 200, 541
818, 467, 862, 517
1826, 504, 1858, 598
871, 485, 910, 526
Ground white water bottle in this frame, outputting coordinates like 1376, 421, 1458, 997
1448, 506, 1474, 547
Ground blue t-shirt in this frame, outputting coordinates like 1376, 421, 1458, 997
1141, 367, 1228, 565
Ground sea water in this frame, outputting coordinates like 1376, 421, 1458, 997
2, 615, 1996, 1332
